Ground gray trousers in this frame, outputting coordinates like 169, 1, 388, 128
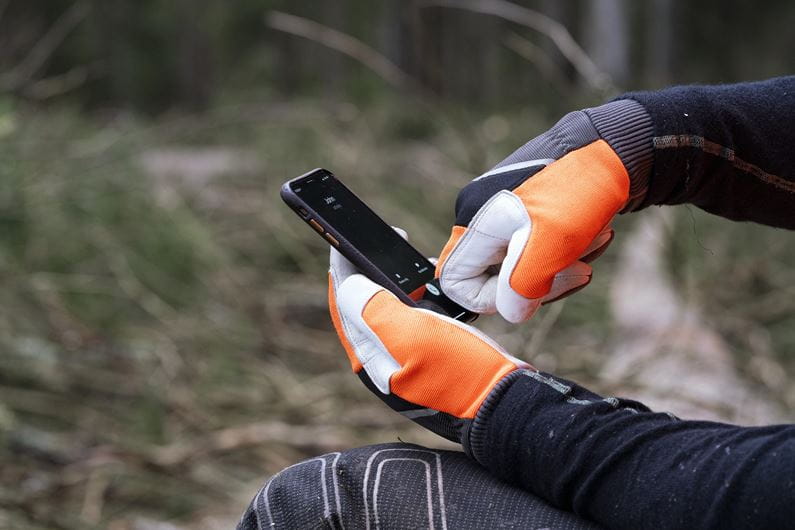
237, 442, 599, 529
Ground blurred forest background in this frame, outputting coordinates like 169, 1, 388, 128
1, 1, 794, 528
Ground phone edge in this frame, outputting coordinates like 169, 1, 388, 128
280, 169, 420, 308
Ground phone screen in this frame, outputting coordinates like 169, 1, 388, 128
291, 172, 433, 295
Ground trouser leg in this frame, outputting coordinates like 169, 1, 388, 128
238, 442, 600, 529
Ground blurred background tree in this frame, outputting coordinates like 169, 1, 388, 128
0, 1, 793, 529
2, 0, 793, 111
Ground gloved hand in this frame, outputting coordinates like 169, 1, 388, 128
436, 100, 653, 323
328, 244, 530, 445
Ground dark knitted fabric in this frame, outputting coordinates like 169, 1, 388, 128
478, 371, 795, 530
621, 76, 795, 225
585, 99, 654, 210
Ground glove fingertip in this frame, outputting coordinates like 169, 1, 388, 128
581, 227, 615, 263
542, 262, 592, 304
391, 226, 409, 241
337, 274, 383, 307
496, 284, 541, 323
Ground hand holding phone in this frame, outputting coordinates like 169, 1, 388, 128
281, 168, 476, 322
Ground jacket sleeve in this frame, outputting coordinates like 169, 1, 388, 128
620, 76, 795, 227
468, 370, 795, 530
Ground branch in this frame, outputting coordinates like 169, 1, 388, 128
265, 10, 413, 90
0, 2, 91, 91
23, 64, 96, 100
420, 0, 615, 93
503, 32, 570, 92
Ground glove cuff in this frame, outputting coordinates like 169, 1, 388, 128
463, 369, 527, 464
585, 99, 654, 212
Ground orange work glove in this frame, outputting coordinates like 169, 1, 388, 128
437, 100, 653, 323
328, 245, 531, 444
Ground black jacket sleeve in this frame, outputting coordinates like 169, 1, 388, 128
469, 370, 795, 530
621, 76, 795, 227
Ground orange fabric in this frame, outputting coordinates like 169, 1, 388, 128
328, 274, 363, 373
511, 140, 629, 298
435, 225, 466, 277
363, 291, 520, 419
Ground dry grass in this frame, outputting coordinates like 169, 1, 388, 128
0, 97, 793, 528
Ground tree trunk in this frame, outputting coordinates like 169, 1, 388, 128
584, 0, 629, 89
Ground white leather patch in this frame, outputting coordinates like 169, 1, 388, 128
496, 220, 540, 323
329, 247, 362, 360
542, 261, 592, 303
439, 190, 533, 316
336, 274, 401, 394
330, 247, 358, 287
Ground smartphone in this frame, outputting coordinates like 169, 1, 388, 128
281, 168, 476, 322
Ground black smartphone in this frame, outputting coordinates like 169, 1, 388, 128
281, 168, 476, 322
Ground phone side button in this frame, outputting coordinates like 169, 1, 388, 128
324, 233, 339, 247
308, 219, 325, 234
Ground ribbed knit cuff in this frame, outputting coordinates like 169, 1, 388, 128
463, 369, 527, 465
585, 99, 654, 212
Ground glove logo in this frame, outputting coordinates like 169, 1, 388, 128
425, 282, 441, 296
